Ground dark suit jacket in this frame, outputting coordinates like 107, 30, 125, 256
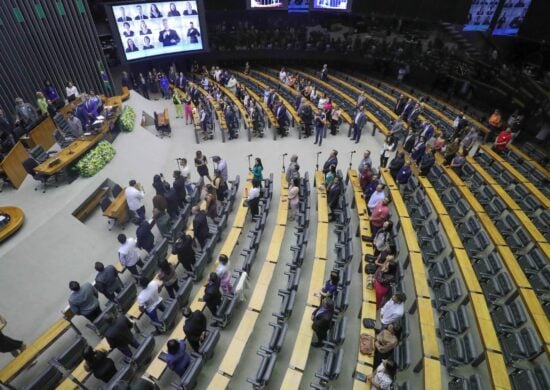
193, 211, 209, 241
403, 135, 416, 153
105, 316, 135, 349
312, 308, 333, 334
136, 220, 155, 252
173, 176, 187, 202
184, 311, 207, 340
159, 29, 180, 46
323, 156, 338, 174
95, 265, 120, 295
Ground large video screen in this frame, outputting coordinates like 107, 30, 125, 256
463, 0, 500, 31
289, 0, 309, 13
111, 1, 205, 61
492, 0, 532, 36
312, 0, 352, 11
248, 0, 288, 8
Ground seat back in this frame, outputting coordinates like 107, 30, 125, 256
100, 362, 136, 390
22, 158, 39, 176
115, 282, 137, 313
176, 277, 193, 308
152, 238, 169, 262
91, 302, 117, 336
131, 335, 156, 368
267, 322, 288, 353
53, 335, 88, 370
139, 255, 158, 283
198, 326, 220, 360
179, 353, 204, 389
22, 364, 63, 390
160, 299, 179, 333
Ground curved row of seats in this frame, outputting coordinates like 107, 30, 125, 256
187, 81, 228, 141
172, 85, 202, 143
209, 78, 253, 135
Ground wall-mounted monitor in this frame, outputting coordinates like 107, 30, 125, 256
463, 0, 500, 31
248, 0, 288, 9
492, 0, 532, 36
109, 1, 207, 62
289, 0, 310, 13
312, 0, 352, 12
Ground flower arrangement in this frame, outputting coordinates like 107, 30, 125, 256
75, 141, 116, 177
120, 105, 136, 132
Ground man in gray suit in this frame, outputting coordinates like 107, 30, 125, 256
351, 108, 368, 144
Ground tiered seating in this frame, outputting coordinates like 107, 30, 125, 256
518, 143, 550, 171
173, 85, 202, 143
208, 174, 286, 388
391, 159, 513, 388
209, 78, 253, 140
280, 171, 329, 388
428, 155, 550, 386
346, 169, 376, 389
380, 169, 443, 389
188, 81, 229, 141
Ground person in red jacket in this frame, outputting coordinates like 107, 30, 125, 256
493, 127, 512, 152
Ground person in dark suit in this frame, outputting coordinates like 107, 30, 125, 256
327, 176, 342, 221
400, 99, 414, 122
322, 149, 338, 174
172, 233, 195, 272
187, 22, 201, 44
116, 7, 132, 22
202, 273, 222, 315
166, 339, 190, 377
276, 102, 288, 136
134, 5, 148, 20
182, 307, 206, 352
311, 298, 334, 347
104, 314, 140, 357
159, 19, 180, 47
402, 130, 416, 154
394, 94, 407, 115
192, 206, 209, 249
94, 262, 122, 301
172, 170, 187, 207
320, 64, 328, 81
351, 109, 367, 143
164, 188, 180, 219
136, 220, 155, 253
419, 149, 435, 176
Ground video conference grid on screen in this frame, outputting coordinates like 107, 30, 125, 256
492, 0, 532, 36
249, 0, 287, 8
313, 0, 350, 10
463, 0, 499, 32
112, 1, 203, 61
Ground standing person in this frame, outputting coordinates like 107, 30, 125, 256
136, 219, 155, 253
126, 180, 146, 222
320, 64, 328, 81
419, 149, 435, 176
0, 315, 26, 357
172, 170, 187, 207
388, 152, 405, 179
368, 184, 386, 213
43, 80, 60, 106
173, 91, 183, 118
204, 184, 218, 222
212, 156, 228, 181
165, 339, 191, 377
443, 138, 460, 166
187, 22, 201, 44
83, 346, 117, 383
288, 178, 300, 221
358, 150, 372, 176
402, 130, 416, 154
184, 98, 193, 125
286, 155, 299, 184
137, 278, 165, 329
374, 254, 397, 308
432, 134, 446, 153
493, 127, 513, 152
192, 206, 209, 249
394, 94, 407, 115
367, 359, 397, 389
194, 150, 211, 182
104, 314, 140, 358
396, 162, 412, 188
311, 298, 334, 347
182, 307, 206, 352
152, 174, 169, 196
215, 254, 233, 295
410, 137, 426, 165
461, 127, 477, 156
327, 176, 343, 222
212, 169, 228, 202
66, 81, 80, 100
487, 109, 503, 142
370, 198, 391, 237
351, 109, 367, 144
94, 262, 123, 301
117, 234, 143, 276
68, 281, 101, 322
323, 150, 338, 174
380, 136, 396, 168
179, 158, 193, 194
157, 260, 179, 299
202, 273, 222, 315
251, 158, 264, 184
247, 179, 262, 218
313, 110, 325, 146
380, 293, 406, 328
172, 233, 195, 273
66, 112, 83, 138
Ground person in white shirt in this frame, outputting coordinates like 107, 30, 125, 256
368, 359, 396, 390
212, 156, 228, 182
226, 76, 237, 94
368, 184, 386, 212
279, 68, 287, 83
215, 254, 232, 294
380, 293, 406, 326
178, 158, 193, 194
65, 81, 80, 100
125, 180, 146, 222
137, 278, 165, 328
117, 234, 143, 275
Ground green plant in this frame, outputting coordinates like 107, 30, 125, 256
75, 141, 116, 177
120, 105, 136, 132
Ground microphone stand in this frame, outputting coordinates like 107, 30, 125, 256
315, 151, 322, 171
247, 154, 252, 170
347, 151, 356, 185
282, 153, 287, 173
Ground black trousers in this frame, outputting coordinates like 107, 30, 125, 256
83, 305, 102, 322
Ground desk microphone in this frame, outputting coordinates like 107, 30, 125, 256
316, 151, 322, 155
247, 154, 253, 157
282, 153, 288, 156
351, 150, 356, 154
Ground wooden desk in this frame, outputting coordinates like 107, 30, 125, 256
307, 259, 326, 306
35, 114, 118, 176
0, 319, 70, 384
0, 142, 29, 189
249, 262, 277, 311
0, 206, 25, 243
423, 358, 442, 390
265, 225, 286, 262
314, 222, 328, 260
29, 117, 56, 150
486, 351, 512, 389
470, 293, 501, 352
207, 373, 231, 390
276, 196, 288, 226
454, 249, 482, 293
288, 306, 315, 370
390, 190, 409, 217
401, 218, 421, 253
425, 188, 448, 216
103, 189, 129, 225
280, 368, 303, 390
219, 227, 242, 258
218, 310, 259, 376
352, 363, 373, 390
409, 253, 430, 298
439, 215, 463, 249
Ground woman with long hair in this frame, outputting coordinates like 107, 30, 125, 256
194, 150, 212, 182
